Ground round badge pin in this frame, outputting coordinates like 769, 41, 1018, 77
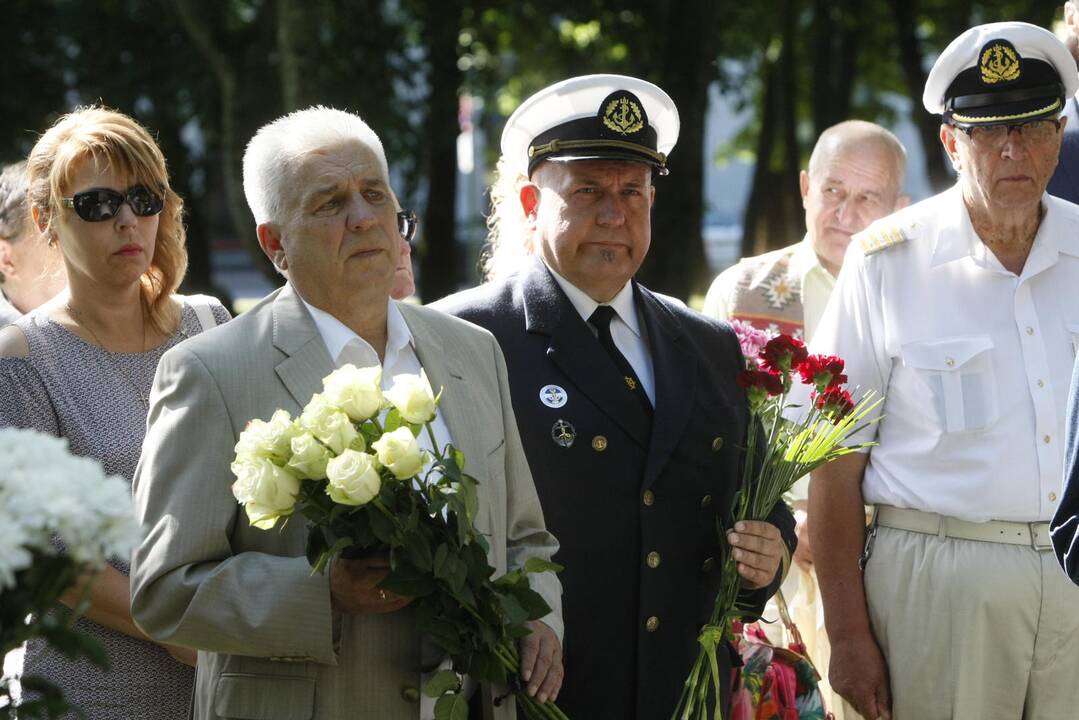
539, 384, 568, 408
551, 419, 576, 448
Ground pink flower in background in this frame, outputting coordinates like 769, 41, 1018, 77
730, 319, 770, 367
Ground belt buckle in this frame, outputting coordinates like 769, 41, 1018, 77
1029, 522, 1053, 552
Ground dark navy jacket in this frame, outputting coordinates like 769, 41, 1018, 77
434, 257, 795, 720
1048, 97, 1079, 205
1051, 355, 1079, 581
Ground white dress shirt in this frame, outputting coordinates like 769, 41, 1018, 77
810, 186, 1079, 522
301, 294, 453, 458
546, 263, 656, 405
300, 292, 467, 718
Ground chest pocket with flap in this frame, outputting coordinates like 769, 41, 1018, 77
900, 336, 998, 434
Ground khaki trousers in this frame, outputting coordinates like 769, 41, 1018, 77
864, 526, 1079, 720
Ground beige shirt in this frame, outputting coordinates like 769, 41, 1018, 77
703, 237, 836, 343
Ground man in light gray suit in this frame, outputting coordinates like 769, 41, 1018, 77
130, 107, 564, 720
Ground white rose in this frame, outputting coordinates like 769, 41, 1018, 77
235, 410, 300, 464
384, 370, 437, 424
325, 450, 381, 506
231, 457, 301, 529
287, 431, 333, 480
323, 364, 384, 422
371, 426, 428, 480
299, 393, 359, 455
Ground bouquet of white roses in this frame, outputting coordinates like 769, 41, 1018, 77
672, 326, 882, 720
231, 365, 568, 720
0, 428, 142, 719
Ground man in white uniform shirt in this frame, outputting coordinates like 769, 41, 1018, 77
809, 22, 1079, 720
130, 107, 563, 720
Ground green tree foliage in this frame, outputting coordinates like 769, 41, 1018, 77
1, 0, 1067, 302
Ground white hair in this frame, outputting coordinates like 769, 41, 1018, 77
807, 120, 907, 191
479, 156, 532, 281
242, 106, 389, 225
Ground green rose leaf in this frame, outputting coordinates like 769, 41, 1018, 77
433, 543, 450, 578
434, 691, 468, 720
405, 531, 434, 572
384, 407, 403, 433
510, 585, 553, 620
449, 445, 466, 473
497, 592, 529, 626
381, 562, 437, 597
305, 526, 329, 568
423, 669, 461, 698
468, 649, 508, 686
522, 557, 563, 575
369, 507, 397, 544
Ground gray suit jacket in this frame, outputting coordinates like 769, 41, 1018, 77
130, 284, 562, 720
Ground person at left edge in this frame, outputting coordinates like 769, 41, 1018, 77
129, 106, 563, 720
0, 160, 65, 325
434, 74, 796, 720
0, 107, 231, 719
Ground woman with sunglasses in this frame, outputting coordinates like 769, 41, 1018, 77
0, 107, 230, 719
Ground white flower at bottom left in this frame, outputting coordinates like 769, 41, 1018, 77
231, 457, 301, 529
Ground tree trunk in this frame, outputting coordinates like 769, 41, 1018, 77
278, 0, 320, 111
892, 0, 953, 192
638, 0, 717, 300
812, 0, 859, 136
417, 0, 464, 303
741, 0, 803, 260
173, 0, 279, 284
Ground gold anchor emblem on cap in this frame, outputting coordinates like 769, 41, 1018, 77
980, 41, 1021, 84
602, 97, 644, 135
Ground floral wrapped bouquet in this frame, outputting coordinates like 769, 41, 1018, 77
673, 322, 881, 720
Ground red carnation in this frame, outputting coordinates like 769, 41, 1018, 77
813, 386, 855, 421
760, 335, 808, 375
737, 369, 784, 411
799, 354, 848, 393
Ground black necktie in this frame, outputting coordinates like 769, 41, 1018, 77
588, 305, 653, 417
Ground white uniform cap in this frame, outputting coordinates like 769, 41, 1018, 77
923, 21, 1078, 125
500, 74, 680, 178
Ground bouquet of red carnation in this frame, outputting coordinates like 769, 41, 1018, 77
672, 332, 881, 720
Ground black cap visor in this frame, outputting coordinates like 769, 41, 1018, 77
947, 87, 1063, 127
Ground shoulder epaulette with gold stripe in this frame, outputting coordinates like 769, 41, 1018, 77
858, 224, 907, 256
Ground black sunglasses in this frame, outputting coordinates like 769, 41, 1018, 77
62, 185, 165, 222
397, 209, 418, 243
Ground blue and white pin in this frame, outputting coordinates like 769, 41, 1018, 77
540, 384, 568, 408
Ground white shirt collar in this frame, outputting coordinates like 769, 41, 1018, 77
929, 184, 1075, 276
545, 262, 641, 338
790, 236, 832, 281
297, 287, 413, 366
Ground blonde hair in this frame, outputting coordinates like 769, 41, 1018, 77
27, 106, 187, 334
479, 156, 532, 281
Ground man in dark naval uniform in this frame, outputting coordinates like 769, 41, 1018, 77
434, 74, 796, 720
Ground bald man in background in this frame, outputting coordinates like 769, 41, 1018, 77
702, 119, 907, 720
